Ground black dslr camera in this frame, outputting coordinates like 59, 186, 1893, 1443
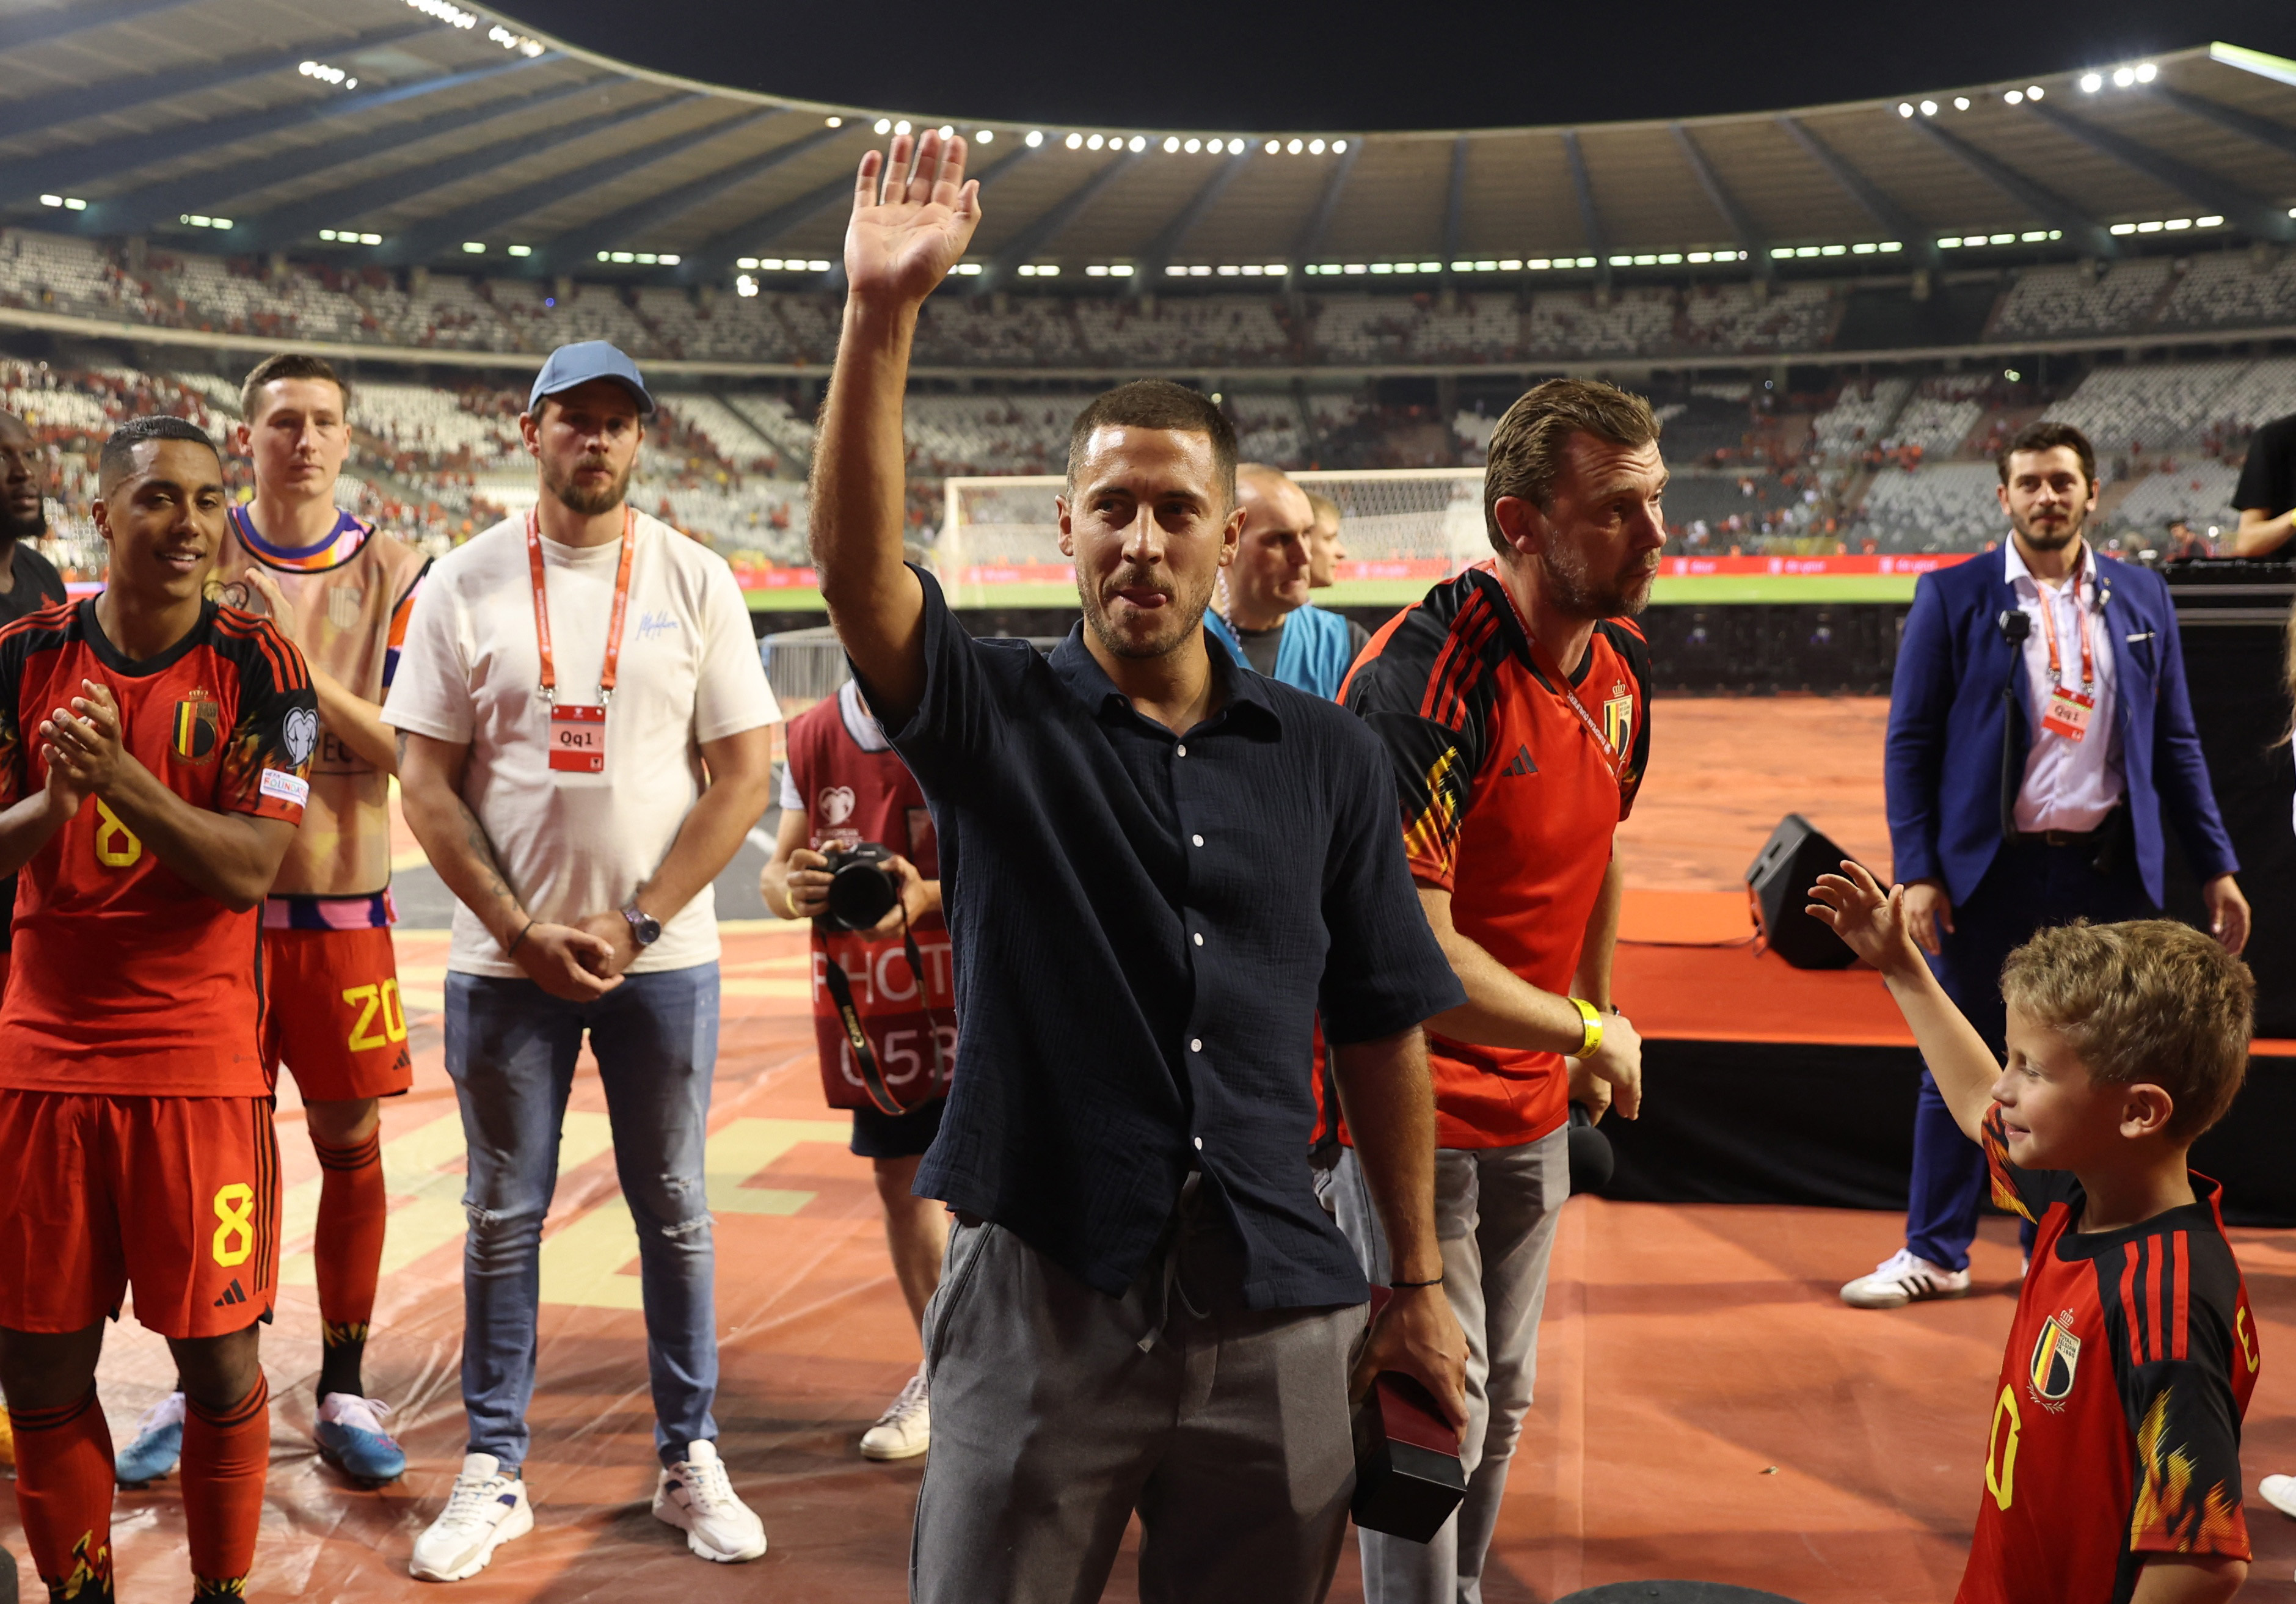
819, 841, 902, 932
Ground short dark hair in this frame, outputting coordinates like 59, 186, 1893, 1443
240, 352, 348, 423
1482, 377, 1661, 555
1065, 380, 1236, 507
99, 415, 222, 494
1996, 420, 2096, 487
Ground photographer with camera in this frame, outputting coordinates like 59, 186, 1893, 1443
760, 674, 951, 1462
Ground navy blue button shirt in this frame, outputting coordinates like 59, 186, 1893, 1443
881, 569, 1462, 1309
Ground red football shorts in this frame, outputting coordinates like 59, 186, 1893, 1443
0, 1091, 280, 1339
261, 927, 415, 1103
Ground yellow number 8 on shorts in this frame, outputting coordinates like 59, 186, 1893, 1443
212, 1182, 256, 1267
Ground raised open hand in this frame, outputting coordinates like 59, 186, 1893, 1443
844, 129, 982, 306
1805, 859, 1921, 979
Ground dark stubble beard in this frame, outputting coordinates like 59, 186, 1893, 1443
0, 500, 42, 555
2011, 501, 2086, 555
1076, 560, 1216, 661
542, 452, 633, 519
1539, 540, 1655, 621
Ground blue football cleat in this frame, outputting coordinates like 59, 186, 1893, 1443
115, 1391, 186, 1487
315, 1393, 406, 1484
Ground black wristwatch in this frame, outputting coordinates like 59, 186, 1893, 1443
621, 903, 661, 947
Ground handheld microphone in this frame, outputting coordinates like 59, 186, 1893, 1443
1996, 609, 2030, 646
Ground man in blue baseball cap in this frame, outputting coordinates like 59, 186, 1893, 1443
388, 341, 782, 1579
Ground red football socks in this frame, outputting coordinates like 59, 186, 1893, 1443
10, 1387, 115, 1602
312, 1131, 385, 1399
182, 1374, 269, 1596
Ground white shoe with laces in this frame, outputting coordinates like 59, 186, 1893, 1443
654, 1440, 767, 1562
2258, 1473, 2296, 1520
1840, 1249, 1972, 1310
859, 1371, 930, 1462
409, 1453, 531, 1581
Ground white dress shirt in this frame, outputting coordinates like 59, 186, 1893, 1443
2005, 538, 2122, 834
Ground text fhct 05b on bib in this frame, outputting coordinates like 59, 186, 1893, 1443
526, 507, 634, 777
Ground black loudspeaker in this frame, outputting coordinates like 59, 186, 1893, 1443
1746, 813, 1862, 970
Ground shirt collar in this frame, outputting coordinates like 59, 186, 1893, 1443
2003, 536, 2099, 604
1050, 620, 1284, 738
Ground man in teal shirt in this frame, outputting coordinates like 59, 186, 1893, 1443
1203, 464, 1366, 699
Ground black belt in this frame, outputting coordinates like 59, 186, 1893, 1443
2013, 825, 2107, 848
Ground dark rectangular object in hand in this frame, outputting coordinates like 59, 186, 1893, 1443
1350, 1289, 1466, 1543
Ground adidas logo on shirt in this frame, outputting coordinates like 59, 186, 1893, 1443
1501, 745, 1537, 777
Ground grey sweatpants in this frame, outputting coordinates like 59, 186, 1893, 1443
1325, 1128, 1569, 1604
911, 1181, 1368, 1604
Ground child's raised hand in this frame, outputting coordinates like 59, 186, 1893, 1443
1806, 859, 1922, 977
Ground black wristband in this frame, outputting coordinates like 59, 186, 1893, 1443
1390, 1275, 1443, 1288
505, 919, 534, 957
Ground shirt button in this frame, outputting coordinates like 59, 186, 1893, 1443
1193, 1136, 1204, 1150
1190, 1038, 1203, 1052
1192, 834, 1204, 847
1175, 743, 1188, 757
1194, 932, 1204, 946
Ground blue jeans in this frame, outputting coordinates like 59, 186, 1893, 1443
445, 964, 721, 1473
1904, 840, 2152, 1270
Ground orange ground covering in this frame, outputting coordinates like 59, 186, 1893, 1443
14, 696, 2296, 1601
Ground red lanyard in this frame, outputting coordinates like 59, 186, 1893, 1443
1492, 572, 1624, 786
525, 508, 635, 706
2034, 570, 2094, 690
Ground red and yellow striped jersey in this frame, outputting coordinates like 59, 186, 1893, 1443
1962, 1104, 2257, 1603
0, 598, 316, 1096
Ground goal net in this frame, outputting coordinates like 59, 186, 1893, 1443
936, 467, 1487, 603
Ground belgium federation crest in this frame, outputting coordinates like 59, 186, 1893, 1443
2028, 1311, 2082, 1405
1602, 685, 1635, 752
171, 693, 219, 764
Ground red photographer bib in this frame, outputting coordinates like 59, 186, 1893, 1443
784, 692, 955, 1110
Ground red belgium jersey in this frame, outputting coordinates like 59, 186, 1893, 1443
1962, 1106, 2257, 1604
0, 598, 316, 1096
1338, 561, 1650, 1148
784, 683, 955, 1109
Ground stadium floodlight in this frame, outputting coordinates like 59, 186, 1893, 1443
875, 118, 892, 134
1499, 257, 1522, 270
1881, 241, 1902, 251
895, 120, 911, 135
359, 232, 379, 244
405, 0, 477, 26
1688, 250, 1711, 262
2165, 217, 2191, 230
462, 241, 485, 253
1527, 258, 1552, 269
977, 129, 993, 143
1086, 134, 1103, 150
299, 60, 352, 87
2005, 368, 2021, 381
1769, 246, 1793, 260
2019, 230, 2047, 241
1166, 264, 1188, 276
826, 116, 842, 128
1369, 262, 1393, 274
1989, 232, 2013, 244
939, 125, 953, 139
953, 261, 983, 274
737, 256, 759, 269
1026, 130, 1043, 147
1309, 139, 1325, 154
1286, 138, 1303, 154
2027, 85, 2044, 99
1416, 261, 1439, 272
2080, 73, 2102, 92
1228, 138, 1245, 153
1219, 264, 1239, 275
1264, 139, 1280, 154
2135, 62, 2157, 82
1066, 132, 1084, 149
1333, 139, 1347, 151
1919, 100, 1937, 115
759, 258, 784, 269
505, 245, 531, 258
1128, 136, 1145, 151
1474, 259, 1498, 271
1110, 264, 1133, 275
2004, 90, 2023, 104
2199, 214, 2224, 227
611, 250, 635, 262
1344, 263, 1366, 273
38, 195, 61, 208
1451, 260, 1473, 272
1163, 136, 1180, 152
1189, 264, 1210, 275
635, 252, 657, 264
735, 275, 758, 297
807, 259, 829, 271
1897, 103, 1914, 117
1953, 97, 1970, 110
2112, 67, 2135, 88
597, 252, 611, 261
1183, 137, 1200, 153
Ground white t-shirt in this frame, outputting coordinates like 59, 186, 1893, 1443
384, 511, 780, 977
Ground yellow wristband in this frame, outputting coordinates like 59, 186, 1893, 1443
1570, 998, 1603, 1060
779, 884, 804, 920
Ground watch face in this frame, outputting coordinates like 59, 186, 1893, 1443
626, 909, 661, 945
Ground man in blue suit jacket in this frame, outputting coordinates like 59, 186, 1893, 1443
1842, 421, 2250, 1310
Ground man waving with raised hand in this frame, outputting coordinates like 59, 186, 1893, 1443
815, 130, 1469, 1604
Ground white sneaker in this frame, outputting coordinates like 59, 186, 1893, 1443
654, 1440, 767, 1563
859, 1371, 930, 1462
1840, 1249, 1972, 1310
409, 1453, 532, 1581
2259, 1473, 2296, 1519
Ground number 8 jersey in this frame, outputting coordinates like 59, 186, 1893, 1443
0, 597, 316, 1095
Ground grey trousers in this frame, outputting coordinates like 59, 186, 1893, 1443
1325, 1128, 1569, 1604
911, 1182, 1368, 1604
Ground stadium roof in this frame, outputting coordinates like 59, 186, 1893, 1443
4, 0, 2295, 293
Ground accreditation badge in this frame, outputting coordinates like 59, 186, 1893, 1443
548, 703, 607, 772
2041, 684, 2093, 742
